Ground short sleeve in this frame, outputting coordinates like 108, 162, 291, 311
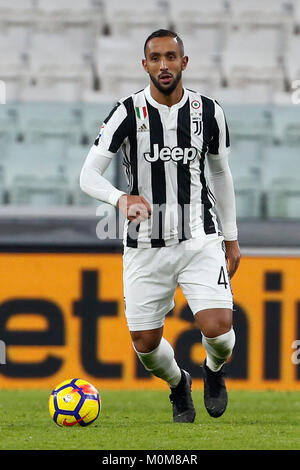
208, 101, 230, 159
94, 101, 129, 158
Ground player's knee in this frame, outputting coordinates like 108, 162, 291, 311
131, 333, 161, 354
196, 308, 233, 338
130, 326, 163, 353
201, 321, 232, 338
201, 322, 232, 338
132, 341, 158, 354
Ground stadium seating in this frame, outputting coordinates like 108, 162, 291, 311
10, 175, 69, 206
94, 36, 146, 95
222, 26, 285, 91
36, 0, 100, 13
0, 0, 296, 104
224, 105, 273, 140
265, 177, 300, 218
169, 0, 229, 32
0, 165, 6, 204
272, 105, 300, 143
25, 16, 96, 101
0, 105, 21, 150
232, 176, 263, 219
30, 25, 94, 68
0, 22, 32, 64
0, 20, 32, 101
0, 0, 37, 17
3, 141, 69, 206
227, 138, 263, 218
4, 142, 66, 180
284, 33, 300, 86
0, 0, 299, 217
0, 1, 101, 103
261, 144, 300, 218
271, 90, 296, 105
81, 102, 113, 144
212, 85, 274, 105
182, 28, 225, 93
20, 70, 93, 103
290, 0, 300, 28
35, 0, 105, 29
228, 0, 294, 27
261, 144, 300, 183
65, 144, 91, 206
102, 0, 169, 38
17, 103, 84, 146
66, 143, 116, 206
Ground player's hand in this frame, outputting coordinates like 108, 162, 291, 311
224, 240, 241, 279
117, 194, 152, 224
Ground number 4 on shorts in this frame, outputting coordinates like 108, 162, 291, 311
218, 266, 228, 289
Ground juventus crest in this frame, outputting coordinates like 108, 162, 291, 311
192, 117, 202, 136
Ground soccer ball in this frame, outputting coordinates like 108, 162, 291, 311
48, 378, 101, 427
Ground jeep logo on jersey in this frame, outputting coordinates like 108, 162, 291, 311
144, 144, 197, 164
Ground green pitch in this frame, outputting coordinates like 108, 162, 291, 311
0, 389, 299, 450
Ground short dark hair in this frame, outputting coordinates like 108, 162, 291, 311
144, 29, 184, 57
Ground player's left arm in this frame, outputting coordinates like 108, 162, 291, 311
207, 101, 241, 278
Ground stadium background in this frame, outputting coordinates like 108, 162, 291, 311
0, 0, 300, 392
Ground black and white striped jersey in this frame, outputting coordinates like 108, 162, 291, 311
94, 85, 231, 248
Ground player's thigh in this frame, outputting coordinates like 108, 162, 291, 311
123, 246, 177, 333
178, 236, 233, 316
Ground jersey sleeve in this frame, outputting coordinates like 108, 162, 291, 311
207, 101, 230, 159
80, 146, 126, 207
79, 100, 129, 207
207, 154, 238, 241
93, 101, 129, 158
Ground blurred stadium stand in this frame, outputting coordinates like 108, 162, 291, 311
0, 0, 299, 248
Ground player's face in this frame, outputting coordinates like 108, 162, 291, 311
142, 36, 188, 95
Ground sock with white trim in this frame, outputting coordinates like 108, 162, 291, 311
202, 328, 236, 372
134, 337, 182, 387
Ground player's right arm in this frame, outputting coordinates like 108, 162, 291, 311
80, 102, 151, 222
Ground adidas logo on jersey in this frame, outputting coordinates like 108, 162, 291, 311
144, 144, 197, 164
138, 123, 148, 132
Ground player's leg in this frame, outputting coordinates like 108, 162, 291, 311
178, 236, 235, 417
194, 307, 235, 372
130, 325, 196, 423
185, 305, 235, 418
130, 325, 181, 387
194, 308, 235, 416
123, 246, 180, 385
129, 314, 196, 423
123, 245, 195, 422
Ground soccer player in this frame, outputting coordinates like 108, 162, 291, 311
80, 29, 241, 423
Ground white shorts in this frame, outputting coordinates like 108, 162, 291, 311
123, 235, 233, 332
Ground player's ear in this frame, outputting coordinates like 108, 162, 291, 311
181, 55, 188, 71
142, 58, 148, 73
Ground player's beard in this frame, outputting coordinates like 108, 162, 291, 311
149, 70, 182, 95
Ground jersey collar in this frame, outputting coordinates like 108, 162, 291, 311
144, 85, 188, 111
